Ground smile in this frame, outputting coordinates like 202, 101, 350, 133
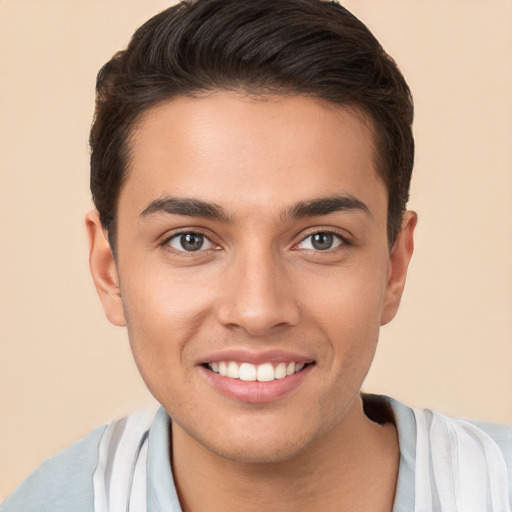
206, 361, 306, 382
199, 350, 315, 403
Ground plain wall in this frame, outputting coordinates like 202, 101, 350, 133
1, 0, 511, 499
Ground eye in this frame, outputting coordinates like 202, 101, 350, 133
167, 232, 215, 252
296, 231, 344, 251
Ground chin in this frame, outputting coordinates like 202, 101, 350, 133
180, 409, 333, 466
205, 432, 313, 465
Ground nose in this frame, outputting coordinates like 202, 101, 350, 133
215, 247, 300, 336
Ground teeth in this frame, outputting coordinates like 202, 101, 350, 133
275, 362, 287, 379
207, 361, 308, 381
227, 361, 239, 378
257, 363, 274, 382
239, 362, 257, 381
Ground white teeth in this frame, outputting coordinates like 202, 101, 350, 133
239, 362, 257, 381
274, 362, 287, 379
257, 362, 275, 382
227, 361, 239, 378
209, 361, 308, 381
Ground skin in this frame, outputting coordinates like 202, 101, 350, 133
86, 92, 416, 511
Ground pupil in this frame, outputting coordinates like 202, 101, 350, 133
312, 233, 333, 250
181, 233, 203, 251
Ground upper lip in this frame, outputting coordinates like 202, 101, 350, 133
197, 348, 314, 366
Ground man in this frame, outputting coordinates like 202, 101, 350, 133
3, 1, 511, 511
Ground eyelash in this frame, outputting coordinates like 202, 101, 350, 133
161, 231, 218, 256
294, 229, 350, 252
160, 228, 350, 255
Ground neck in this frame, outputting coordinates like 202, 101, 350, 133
171, 395, 399, 512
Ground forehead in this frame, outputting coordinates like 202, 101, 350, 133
120, 92, 386, 222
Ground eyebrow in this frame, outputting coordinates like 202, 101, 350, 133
140, 196, 232, 222
139, 194, 370, 223
282, 195, 371, 221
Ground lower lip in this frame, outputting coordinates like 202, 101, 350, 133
199, 364, 313, 403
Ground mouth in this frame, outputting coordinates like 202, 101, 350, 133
203, 360, 312, 382
197, 349, 315, 403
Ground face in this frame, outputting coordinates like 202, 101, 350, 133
87, 92, 415, 463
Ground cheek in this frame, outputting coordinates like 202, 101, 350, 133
121, 260, 212, 334
298, 258, 388, 380
119, 265, 214, 393
301, 260, 388, 334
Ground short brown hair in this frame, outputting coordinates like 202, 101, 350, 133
90, 0, 414, 251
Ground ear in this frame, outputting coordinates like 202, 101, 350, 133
380, 211, 417, 326
85, 210, 126, 327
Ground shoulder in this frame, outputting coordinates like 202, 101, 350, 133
413, 407, 512, 509
370, 393, 512, 464
2, 424, 107, 512
414, 407, 512, 470
466, 416, 512, 465
363, 394, 512, 511
2, 409, 160, 512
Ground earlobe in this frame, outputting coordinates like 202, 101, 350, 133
380, 211, 417, 326
85, 210, 126, 327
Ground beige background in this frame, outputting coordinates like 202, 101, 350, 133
1, 0, 511, 499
